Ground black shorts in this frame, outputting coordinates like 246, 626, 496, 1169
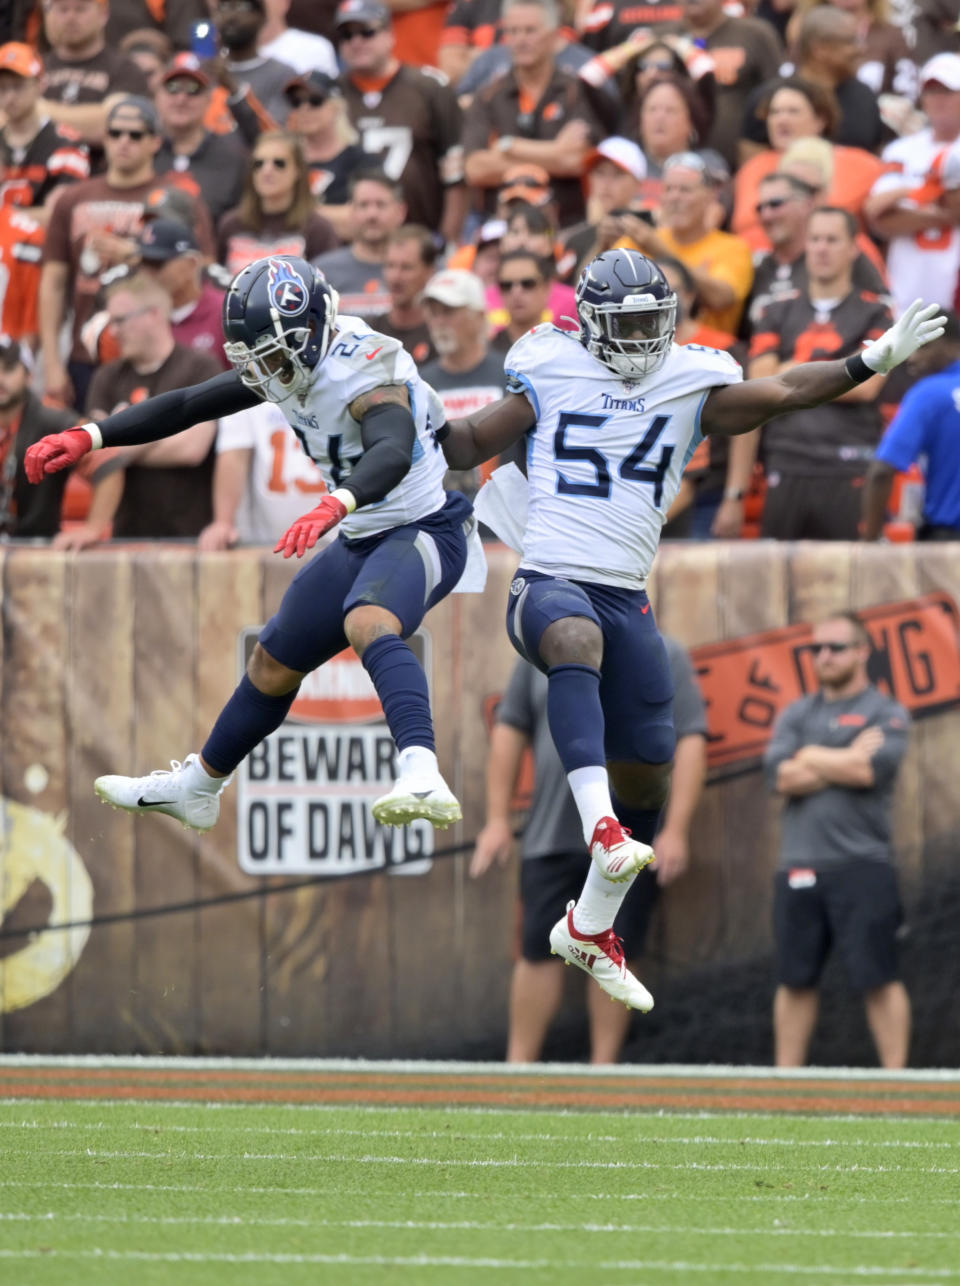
518, 851, 659, 963
761, 472, 864, 541
773, 860, 903, 991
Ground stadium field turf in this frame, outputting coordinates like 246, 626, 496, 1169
1, 1057, 959, 1286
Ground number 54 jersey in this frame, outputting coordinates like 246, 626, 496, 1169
505, 325, 742, 589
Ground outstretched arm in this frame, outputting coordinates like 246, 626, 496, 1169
438, 393, 537, 470
25, 372, 261, 482
702, 301, 946, 438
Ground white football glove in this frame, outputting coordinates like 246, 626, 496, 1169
861, 299, 948, 375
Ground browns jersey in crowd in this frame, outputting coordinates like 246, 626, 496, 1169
750, 287, 893, 477
0, 120, 90, 211
341, 64, 465, 231
441, 0, 509, 66
579, 0, 687, 51
0, 205, 43, 340
86, 344, 222, 539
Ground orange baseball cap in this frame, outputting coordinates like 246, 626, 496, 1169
498, 163, 553, 207
0, 43, 43, 79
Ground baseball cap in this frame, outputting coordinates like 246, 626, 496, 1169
476, 217, 507, 246
0, 334, 33, 371
662, 150, 730, 186
138, 219, 199, 262
921, 52, 960, 92
143, 185, 199, 226
107, 95, 159, 134
422, 269, 487, 312
335, 0, 390, 27
284, 69, 342, 103
498, 163, 553, 207
161, 52, 211, 90
0, 42, 43, 79
585, 136, 647, 182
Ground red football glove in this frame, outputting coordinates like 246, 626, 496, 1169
25, 427, 97, 484
274, 494, 350, 559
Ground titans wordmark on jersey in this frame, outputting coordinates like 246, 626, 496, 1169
280, 315, 448, 539
505, 325, 742, 588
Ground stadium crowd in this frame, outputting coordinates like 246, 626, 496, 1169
0, 0, 958, 545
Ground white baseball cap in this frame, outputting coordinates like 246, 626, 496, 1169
921, 52, 960, 92
422, 269, 487, 312
585, 136, 647, 182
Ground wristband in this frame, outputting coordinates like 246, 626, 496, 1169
723, 487, 745, 502
82, 422, 103, 450
844, 353, 874, 384
330, 487, 357, 513
432, 421, 450, 444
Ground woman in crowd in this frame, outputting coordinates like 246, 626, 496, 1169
732, 77, 884, 250
216, 132, 338, 277
284, 72, 367, 243
633, 72, 723, 209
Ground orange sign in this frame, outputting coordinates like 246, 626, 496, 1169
692, 593, 960, 774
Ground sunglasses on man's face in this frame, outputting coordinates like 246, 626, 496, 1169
291, 94, 328, 108
108, 126, 149, 140
253, 156, 289, 170
164, 78, 205, 97
755, 196, 791, 214
499, 277, 541, 292
340, 25, 380, 39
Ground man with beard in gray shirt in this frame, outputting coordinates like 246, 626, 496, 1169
764, 610, 911, 1068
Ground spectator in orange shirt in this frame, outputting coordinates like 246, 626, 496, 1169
732, 76, 886, 251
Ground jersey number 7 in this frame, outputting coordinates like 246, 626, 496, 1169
554, 413, 675, 506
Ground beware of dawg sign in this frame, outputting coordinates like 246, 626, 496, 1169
236, 627, 435, 876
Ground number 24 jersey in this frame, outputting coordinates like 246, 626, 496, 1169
505, 325, 742, 589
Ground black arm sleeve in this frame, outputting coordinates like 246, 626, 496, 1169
342, 401, 417, 509
98, 371, 262, 447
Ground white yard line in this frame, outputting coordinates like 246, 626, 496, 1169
0, 1248, 956, 1276
2, 1054, 959, 1084
24, 1146, 960, 1175
0, 1211, 957, 1239
0, 1119, 953, 1148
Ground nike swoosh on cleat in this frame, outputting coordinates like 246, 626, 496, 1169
137, 797, 178, 807
410, 791, 432, 799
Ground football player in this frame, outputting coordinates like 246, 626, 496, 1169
438, 247, 945, 1010
26, 254, 479, 833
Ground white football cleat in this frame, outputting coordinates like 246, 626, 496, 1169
590, 815, 654, 883
94, 754, 232, 832
550, 902, 654, 1011
372, 770, 462, 829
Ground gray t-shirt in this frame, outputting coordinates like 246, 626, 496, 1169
227, 55, 296, 125
763, 686, 909, 869
497, 636, 708, 861
311, 246, 389, 318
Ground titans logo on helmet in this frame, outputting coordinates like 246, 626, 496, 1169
267, 258, 309, 318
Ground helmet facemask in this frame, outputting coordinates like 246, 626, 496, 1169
579, 293, 677, 380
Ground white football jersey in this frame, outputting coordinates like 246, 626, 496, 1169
505, 325, 742, 588
279, 314, 448, 538
873, 130, 960, 317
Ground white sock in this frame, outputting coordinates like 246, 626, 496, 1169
398, 745, 439, 778
567, 765, 614, 845
187, 756, 228, 794
572, 864, 636, 935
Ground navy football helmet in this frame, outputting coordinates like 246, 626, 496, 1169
222, 255, 339, 402
576, 249, 677, 379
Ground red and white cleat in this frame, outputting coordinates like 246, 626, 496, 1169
590, 816, 654, 883
549, 902, 654, 1011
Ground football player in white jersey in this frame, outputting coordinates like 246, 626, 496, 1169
439, 247, 946, 1011
25, 255, 477, 834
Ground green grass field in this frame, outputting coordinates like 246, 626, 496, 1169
2, 1059, 959, 1286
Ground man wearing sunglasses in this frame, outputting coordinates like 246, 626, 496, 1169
154, 54, 248, 224
40, 95, 216, 412
763, 611, 911, 1069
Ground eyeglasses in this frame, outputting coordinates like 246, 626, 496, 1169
755, 196, 790, 214
498, 277, 541, 291
339, 25, 380, 39
290, 94, 328, 108
813, 641, 856, 654
110, 305, 153, 327
163, 78, 205, 97
639, 58, 675, 73
107, 126, 149, 140
253, 156, 289, 170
